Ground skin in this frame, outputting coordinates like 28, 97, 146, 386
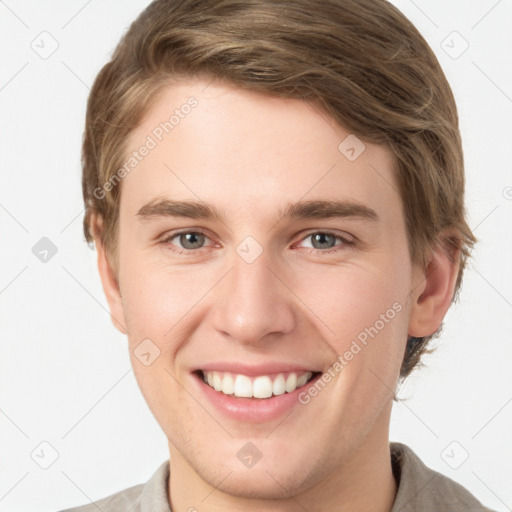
92, 77, 459, 512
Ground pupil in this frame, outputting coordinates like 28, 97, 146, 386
181, 232, 204, 249
313, 233, 335, 249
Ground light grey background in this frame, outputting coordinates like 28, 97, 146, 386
0, 1, 511, 511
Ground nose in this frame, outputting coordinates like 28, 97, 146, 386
212, 249, 296, 346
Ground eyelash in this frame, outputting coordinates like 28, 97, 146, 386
159, 229, 356, 255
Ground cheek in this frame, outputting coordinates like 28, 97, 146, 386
121, 262, 205, 341
296, 259, 410, 412
298, 261, 409, 334
289, 253, 411, 378
119, 258, 212, 431
121, 248, 411, 349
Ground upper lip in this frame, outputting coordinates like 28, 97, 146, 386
196, 362, 319, 376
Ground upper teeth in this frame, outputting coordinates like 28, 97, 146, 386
202, 371, 313, 399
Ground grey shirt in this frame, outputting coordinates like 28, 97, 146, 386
58, 442, 495, 512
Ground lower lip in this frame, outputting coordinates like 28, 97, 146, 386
192, 372, 321, 423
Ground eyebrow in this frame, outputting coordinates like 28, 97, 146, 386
136, 198, 379, 223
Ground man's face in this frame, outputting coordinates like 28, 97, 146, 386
109, 78, 419, 498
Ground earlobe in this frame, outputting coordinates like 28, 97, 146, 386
408, 233, 461, 338
91, 213, 128, 335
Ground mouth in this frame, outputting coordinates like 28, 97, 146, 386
195, 369, 320, 399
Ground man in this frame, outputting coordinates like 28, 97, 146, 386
61, 0, 495, 510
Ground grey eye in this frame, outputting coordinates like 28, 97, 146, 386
309, 233, 338, 249
178, 232, 206, 250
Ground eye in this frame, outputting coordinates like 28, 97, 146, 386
160, 230, 213, 253
296, 231, 355, 253
159, 229, 355, 255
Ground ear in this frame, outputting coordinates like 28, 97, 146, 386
91, 212, 128, 335
408, 231, 461, 338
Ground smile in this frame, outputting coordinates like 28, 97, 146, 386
200, 370, 317, 399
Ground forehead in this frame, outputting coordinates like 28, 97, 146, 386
120, 78, 400, 225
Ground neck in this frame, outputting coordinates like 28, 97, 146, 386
167, 410, 397, 512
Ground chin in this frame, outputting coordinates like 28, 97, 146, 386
189, 443, 333, 502
206, 466, 313, 500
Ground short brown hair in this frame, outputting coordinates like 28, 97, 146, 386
82, 0, 476, 379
